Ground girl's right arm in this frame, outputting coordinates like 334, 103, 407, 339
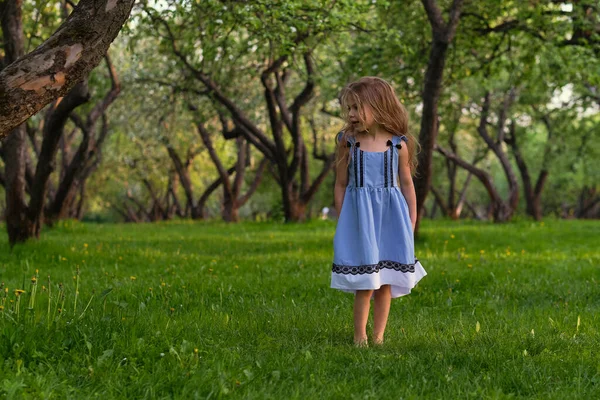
334, 146, 349, 214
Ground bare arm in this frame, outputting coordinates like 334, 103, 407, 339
334, 146, 349, 214
398, 145, 417, 231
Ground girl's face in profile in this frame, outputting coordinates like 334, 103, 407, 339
347, 101, 375, 134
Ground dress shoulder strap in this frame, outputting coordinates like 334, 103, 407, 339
337, 131, 356, 148
392, 135, 408, 149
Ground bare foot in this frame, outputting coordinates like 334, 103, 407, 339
354, 337, 368, 348
373, 337, 384, 346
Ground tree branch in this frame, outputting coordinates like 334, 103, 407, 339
0, 0, 135, 138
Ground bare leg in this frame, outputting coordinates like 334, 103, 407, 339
353, 289, 373, 346
373, 285, 392, 344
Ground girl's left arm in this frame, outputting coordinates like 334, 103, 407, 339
397, 145, 417, 232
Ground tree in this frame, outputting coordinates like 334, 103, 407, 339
1, 0, 132, 246
139, 1, 357, 221
0, 0, 135, 139
413, 0, 465, 233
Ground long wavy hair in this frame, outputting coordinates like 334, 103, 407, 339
335, 76, 419, 175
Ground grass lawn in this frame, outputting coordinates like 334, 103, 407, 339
0, 218, 598, 399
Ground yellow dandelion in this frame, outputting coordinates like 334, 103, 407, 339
62, 257, 67, 261
444, 240, 448, 245
130, 276, 137, 281
4, 288, 8, 293
170, 307, 175, 313
455, 279, 460, 283
58, 308, 62, 313
119, 257, 123, 260
234, 265, 239, 269
31, 276, 37, 284
0, 305, 3, 311
194, 348, 198, 354
208, 268, 213, 272
149, 288, 153, 291
480, 250, 485, 254
450, 234, 455, 239
35, 269, 39, 274
521, 249, 525, 254
121, 317, 126, 321
14, 289, 25, 296
161, 282, 166, 287
84, 243, 88, 248
468, 264, 473, 268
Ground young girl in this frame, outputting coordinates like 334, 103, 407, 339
331, 76, 427, 347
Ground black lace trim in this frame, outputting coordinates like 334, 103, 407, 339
388, 140, 394, 187
359, 149, 364, 187
332, 259, 418, 275
353, 143, 358, 187
383, 147, 388, 187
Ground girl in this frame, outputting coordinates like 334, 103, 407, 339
331, 77, 426, 347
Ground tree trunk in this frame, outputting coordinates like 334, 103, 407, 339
27, 81, 90, 233
435, 144, 511, 222
221, 192, 239, 222
413, 0, 464, 235
0, 0, 135, 138
2, 0, 32, 245
449, 172, 472, 220
288, 198, 307, 222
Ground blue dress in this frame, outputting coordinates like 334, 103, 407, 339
331, 134, 426, 298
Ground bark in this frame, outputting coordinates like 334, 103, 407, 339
46, 57, 120, 224
167, 171, 184, 218
476, 92, 519, 220
576, 186, 599, 218
505, 117, 552, 220
0, 0, 135, 138
414, 0, 465, 235
2, 0, 30, 245
165, 143, 200, 218
74, 178, 86, 220
27, 81, 90, 236
435, 144, 513, 222
197, 166, 236, 219
196, 120, 269, 222
451, 172, 472, 219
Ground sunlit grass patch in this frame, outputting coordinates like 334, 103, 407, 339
0, 219, 598, 398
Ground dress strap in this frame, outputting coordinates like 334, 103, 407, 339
385, 136, 407, 187
337, 131, 355, 148
393, 135, 408, 149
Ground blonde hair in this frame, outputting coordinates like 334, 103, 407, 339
335, 76, 419, 175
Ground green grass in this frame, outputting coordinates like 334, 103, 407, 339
0, 218, 598, 399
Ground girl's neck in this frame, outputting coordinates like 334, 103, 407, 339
358, 125, 391, 141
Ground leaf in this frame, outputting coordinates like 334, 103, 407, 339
99, 288, 113, 299
97, 349, 114, 365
